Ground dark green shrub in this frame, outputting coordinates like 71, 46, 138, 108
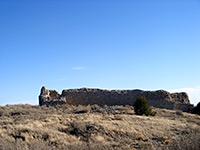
191, 102, 200, 115
133, 97, 156, 116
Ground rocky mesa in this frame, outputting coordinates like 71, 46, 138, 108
39, 86, 193, 112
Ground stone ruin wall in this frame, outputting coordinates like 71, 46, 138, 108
39, 86, 193, 112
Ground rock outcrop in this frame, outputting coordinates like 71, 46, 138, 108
39, 86, 65, 106
39, 86, 193, 112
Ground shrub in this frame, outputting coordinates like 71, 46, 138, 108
133, 97, 156, 116
191, 102, 200, 115
176, 110, 183, 116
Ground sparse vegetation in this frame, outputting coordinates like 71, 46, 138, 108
0, 104, 199, 150
133, 97, 156, 116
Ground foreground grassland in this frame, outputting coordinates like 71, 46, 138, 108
0, 104, 199, 150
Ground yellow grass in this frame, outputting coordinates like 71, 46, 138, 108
0, 104, 199, 150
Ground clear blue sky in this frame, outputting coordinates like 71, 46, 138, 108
0, 0, 200, 105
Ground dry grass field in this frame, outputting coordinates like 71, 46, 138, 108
0, 104, 199, 150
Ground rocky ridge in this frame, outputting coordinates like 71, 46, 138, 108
39, 86, 193, 112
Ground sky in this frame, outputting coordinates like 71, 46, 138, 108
0, 0, 200, 106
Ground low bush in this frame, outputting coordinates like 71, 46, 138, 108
133, 97, 156, 116
176, 110, 183, 116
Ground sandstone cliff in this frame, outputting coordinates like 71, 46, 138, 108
39, 86, 193, 112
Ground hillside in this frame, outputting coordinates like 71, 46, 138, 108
0, 104, 199, 150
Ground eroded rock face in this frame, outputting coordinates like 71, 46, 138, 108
39, 86, 193, 112
39, 86, 66, 106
